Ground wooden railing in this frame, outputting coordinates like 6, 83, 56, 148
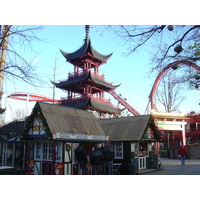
58, 70, 113, 86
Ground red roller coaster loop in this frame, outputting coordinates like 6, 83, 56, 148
149, 60, 200, 111
7, 93, 60, 105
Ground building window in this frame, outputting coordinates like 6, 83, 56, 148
56, 143, 62, 161
48, 142, 54, 160
35, 142, 42, 160
34, 141, 62, 162
113, 142, 123, 159
42, 142, 48, 160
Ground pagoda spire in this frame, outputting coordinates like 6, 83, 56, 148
85, 25, 90, 39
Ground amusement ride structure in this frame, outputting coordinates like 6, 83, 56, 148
8, 93, 59, 104
148, 60, 200, 146
148, 60, 200, 112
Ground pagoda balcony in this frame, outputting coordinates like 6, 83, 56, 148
58, 70, 113, 86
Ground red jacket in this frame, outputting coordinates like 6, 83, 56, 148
178, 147, 187, 156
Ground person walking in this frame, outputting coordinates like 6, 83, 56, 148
75, 143, 88, 175
104, 142, 115, 175
178, 146, 187, 165
89, 144, 104, 175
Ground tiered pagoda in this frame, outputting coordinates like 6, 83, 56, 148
54, 25, 123, 117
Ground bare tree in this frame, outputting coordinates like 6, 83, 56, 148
0, 25, 46, 114
14, 108, 26, 120
0, 25, 45, 85
102, 25, 200, 88
155, 70, 186, 112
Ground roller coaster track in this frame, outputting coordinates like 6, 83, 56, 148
108, 90, 141, 116
149, 60, 200, 111
7, 93, 60, 104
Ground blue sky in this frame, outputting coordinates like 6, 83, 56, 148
2, 25, 200, 121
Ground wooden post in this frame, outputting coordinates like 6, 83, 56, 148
24, 140, 28, 174
52, 140, 56, 175
12, 141, 16, 167
137, 141, 140, 174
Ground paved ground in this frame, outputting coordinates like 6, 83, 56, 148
145, 158, 200, 175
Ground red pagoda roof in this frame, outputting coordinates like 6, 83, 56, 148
60, 38, 113, 62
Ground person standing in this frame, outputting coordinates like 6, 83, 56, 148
104, 142, 115, 175
89, 144, 103, 175
99, 142, 106, 175
178, 146, 187, 165
75, 143, 88, 175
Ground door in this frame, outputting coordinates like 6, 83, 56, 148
42, 161, 54, 175
139, 157, 146, 170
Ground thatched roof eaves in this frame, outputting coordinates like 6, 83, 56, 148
61, 98, 124, 114
99, 115, 155, 141
0, 121, 25, 135
29, 102, 105, 137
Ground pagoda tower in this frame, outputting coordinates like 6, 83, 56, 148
54, 25, 123, 117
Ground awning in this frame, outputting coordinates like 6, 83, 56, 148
5, 136, 22, 142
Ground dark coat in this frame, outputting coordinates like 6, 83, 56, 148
90, 149, 103, 165
75, 145, 87, 162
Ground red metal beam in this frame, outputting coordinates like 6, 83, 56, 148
108, 90, 140, 116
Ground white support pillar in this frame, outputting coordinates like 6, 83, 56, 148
182, 124, 186, 146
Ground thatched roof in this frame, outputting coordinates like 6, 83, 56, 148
60, 98, 124, 114
24, 102, 106, 139
99, 115, 159, 142
0, 120, 25, 140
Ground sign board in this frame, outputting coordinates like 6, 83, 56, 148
155, 121, 187, 125
154, 121, 187, 131
53, 132, 109, 141
157, 125, 183, 131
